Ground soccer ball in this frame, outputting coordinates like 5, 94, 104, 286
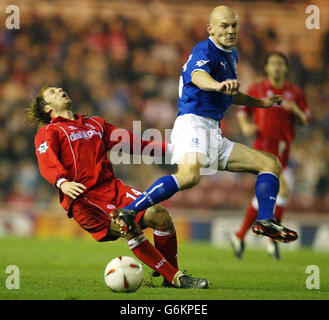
104, 256, 144, 292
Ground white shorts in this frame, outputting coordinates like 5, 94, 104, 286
170, 114, 235, 170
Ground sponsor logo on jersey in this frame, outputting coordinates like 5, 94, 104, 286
38, 141, 48, 154
69, 129, 102, 142
107, 204, 116, 209
283, 91, 293, 99
220, 61, 227, 70
196, 59, 209, 67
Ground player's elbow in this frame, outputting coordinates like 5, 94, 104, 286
191, 71, 208, 90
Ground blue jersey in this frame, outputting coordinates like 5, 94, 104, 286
177, 37, 238, 124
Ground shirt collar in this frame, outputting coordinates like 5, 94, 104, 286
208, 37, 232, 53
50, 114, 88, 123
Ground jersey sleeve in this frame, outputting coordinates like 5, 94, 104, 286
94, 117, 168, 156
183, 47, 215, 83
35, 126, 71, 188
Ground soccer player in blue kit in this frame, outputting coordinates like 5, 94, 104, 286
113, 6, 298, 244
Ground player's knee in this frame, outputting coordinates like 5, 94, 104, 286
261, 153, 282, 177
144, 205, 173, 230
270, 154, 282, 177
158, 212, 173, 230
153, 207, 173, 229
175, 170, 201, 190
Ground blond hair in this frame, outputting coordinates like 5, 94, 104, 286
25, 85, 51, 128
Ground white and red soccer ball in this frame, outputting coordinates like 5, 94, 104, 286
104, 256, 144, 292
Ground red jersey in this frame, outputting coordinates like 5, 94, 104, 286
237, 79, 310, 144
35, 114, 167, 212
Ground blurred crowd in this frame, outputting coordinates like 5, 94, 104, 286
0, 1, 328, 214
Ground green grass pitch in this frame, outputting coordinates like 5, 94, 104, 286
0, 237, 328, 300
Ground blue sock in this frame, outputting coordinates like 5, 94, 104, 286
123, 175, 180, 213
255, 172, 279, 220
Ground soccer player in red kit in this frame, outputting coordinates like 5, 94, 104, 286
26, 85, 208, 289
230, 52, 310, 259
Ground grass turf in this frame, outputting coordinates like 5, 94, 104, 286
0, 237, 328, 300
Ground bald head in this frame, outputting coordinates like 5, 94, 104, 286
209, 6, 238, 24
208, 6, 239, 50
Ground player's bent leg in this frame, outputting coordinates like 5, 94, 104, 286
140, 205, 178, 282
174, 152, 206, 190
140, 205, 209, 289
224, 142, 281, 176
267, 173, 291, 258
110, 221, 180, 286
114, 152, 205, 236
110, 211, 208, 289
224, 143, 297, 243
140, 205, 175, 231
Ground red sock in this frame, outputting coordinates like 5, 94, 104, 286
236, 201, 258, 240
128, 233, 178, 283
153, 228, 178, 269
274, 205, 285, 223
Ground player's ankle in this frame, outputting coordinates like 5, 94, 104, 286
171, 270, 184, 287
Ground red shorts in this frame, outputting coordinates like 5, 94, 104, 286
253, 139, 290, 168
69, 179, 146, 242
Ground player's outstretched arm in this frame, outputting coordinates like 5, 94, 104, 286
233, 91, 282, 108
98, 117, 169, 157
191, 70, 239, 95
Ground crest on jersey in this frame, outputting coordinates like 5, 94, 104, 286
196, 60, 209, 67
38, 141, 48, 154
283, 91, 293, 99
191, 138, 200, 148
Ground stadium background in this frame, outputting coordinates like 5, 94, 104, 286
0, 0, 328, 251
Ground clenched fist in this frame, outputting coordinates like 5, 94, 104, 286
217, 79, 240, 95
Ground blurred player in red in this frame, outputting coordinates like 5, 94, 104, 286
26, 85, 208, 289
230, 52, 310, 259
